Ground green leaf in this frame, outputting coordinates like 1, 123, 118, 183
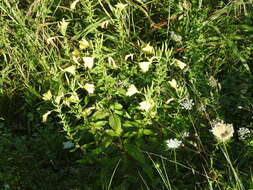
91, 110, 109, 120
142, 129, 155, 136
105, 129, 118, 137
92, 121, 108, 128
122, 131, 137, 138
123, 121, 140, 128
109, 113, 122, 136
110, 102, 123, 110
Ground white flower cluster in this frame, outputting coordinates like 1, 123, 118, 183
166, 138, 182, 149
238, 127, 251, 140
210, 119, 234, 142
180, 99, 194, 110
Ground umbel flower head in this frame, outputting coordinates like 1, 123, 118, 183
166, 138, 182, 149
211, 119, 234, 142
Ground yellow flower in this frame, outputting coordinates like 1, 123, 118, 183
72, 49, 80, 57
42, 90, 52, 101
68, 92, 80, 103
173, 59, 186, 70
108, 57, 117, 68
64, 65, 76, 75
165, 98, 174, 104
55, 93, 64, 105
142, 44, 154, 55
79, 39, 89, 49
139, 100, 153, 112
168, 79, 178, 89
42, 111, 52, 123
101, 20, 109, 29
211, 120, 234, 142
83, 57, 94, 69
139, 61, 152, 73
125, 53, 134, 61
126, 84, 138, 96
84, 83, 95, 94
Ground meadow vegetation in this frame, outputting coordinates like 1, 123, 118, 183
0, 0, 253, 189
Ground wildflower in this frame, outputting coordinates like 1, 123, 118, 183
42, 111, 52, 123
165, 98, 174, 104
126, 84, 138, 96
170, 31, 182, 42
83, 57, 94, 69
59, 18, 69, 36
108, 57, 117, 68
238, 127, 251, 140
101, 20, 109, 29
142, 44, 154, 55
180, 99, 194, 110
79, 39, 90, 49
84, 83, 95, 94
168, 79, 178, 89
211, 119, 234, 142
70, 0, 80, 10
115, 3, 128, 10
173, 59, 186, 70
139, 100, 152, 112
125, 53, 134, 61
139, 61, 152, 72
54, 92, 64, 105
63, 141, 75, 149
68, 92, 80, 103
42, 90, 52, 101
166, 138, 182, 149
63, 99, 70, 107
46, 37, 56, 45
64, 65, 76, 75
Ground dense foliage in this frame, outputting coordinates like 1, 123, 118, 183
0, 0, 253, 189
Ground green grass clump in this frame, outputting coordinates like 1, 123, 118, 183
0, 0, 253, 189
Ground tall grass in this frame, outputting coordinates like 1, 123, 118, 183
0, 0, 253, 189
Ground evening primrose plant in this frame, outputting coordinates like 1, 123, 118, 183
1, 0, 253, 189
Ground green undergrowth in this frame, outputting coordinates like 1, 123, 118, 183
0, 0, 253, 189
